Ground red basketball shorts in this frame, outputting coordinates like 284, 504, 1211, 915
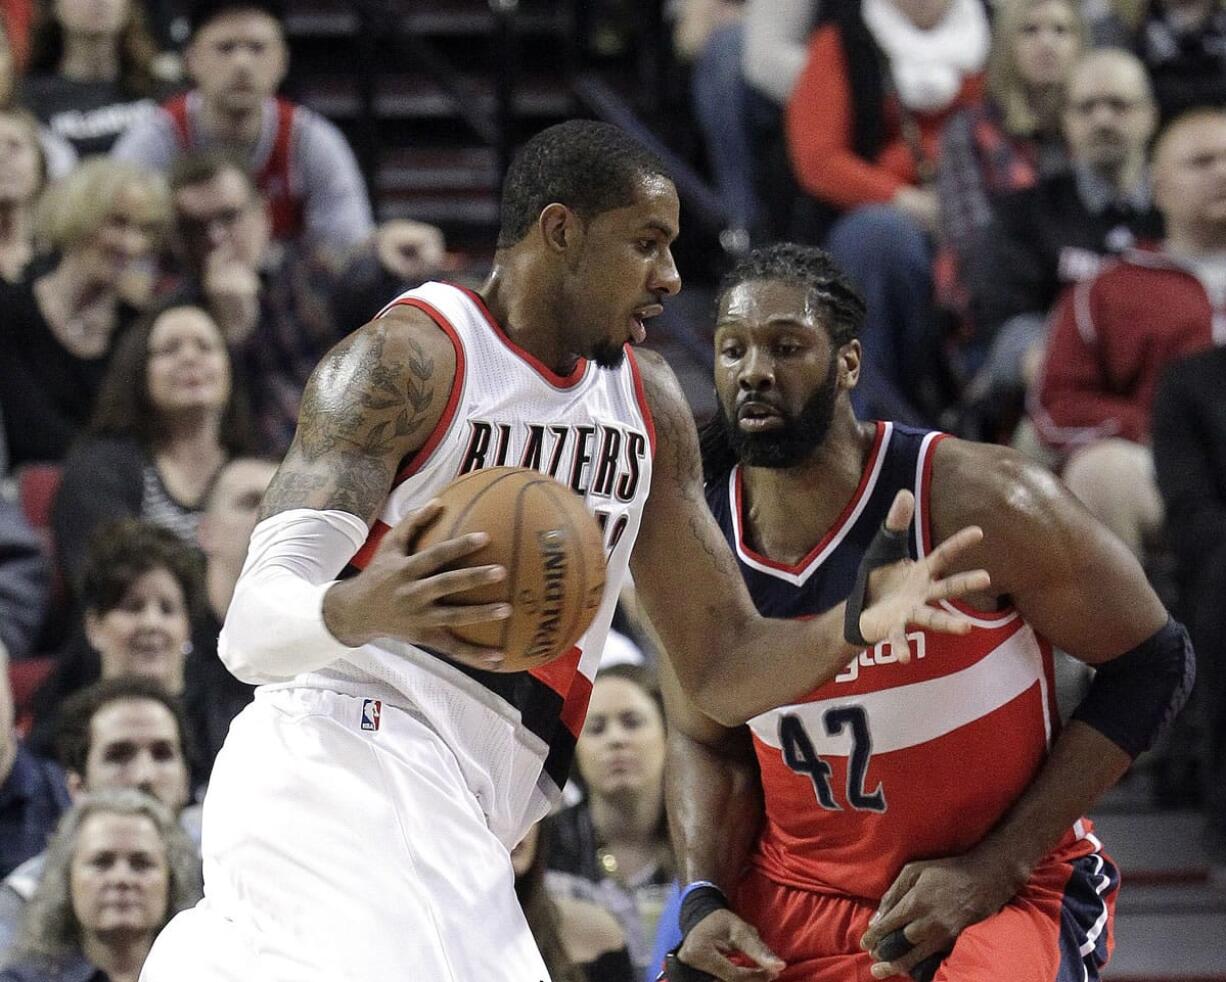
734, 848, 1119, 982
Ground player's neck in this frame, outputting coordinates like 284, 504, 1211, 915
739, 415, 875, 567
479, 257, 579, 376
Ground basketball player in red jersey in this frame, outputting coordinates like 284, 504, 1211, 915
662, 244, 1195, 982
141, 124, 991, 981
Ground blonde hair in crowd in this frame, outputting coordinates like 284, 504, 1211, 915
8, 789, 201, 965
988, 0, 1087, 136
34, 157, 171, 254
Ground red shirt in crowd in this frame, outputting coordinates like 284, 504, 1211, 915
786, 23, 985, 211
1033, 249, 1226, 453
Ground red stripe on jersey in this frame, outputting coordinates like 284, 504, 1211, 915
349, 519, 391, 572
452, 283, 588, 389
529, 646, 591, 737
734, 421, 888, 575
625, 347, 656, 456
377, 298, 467, 486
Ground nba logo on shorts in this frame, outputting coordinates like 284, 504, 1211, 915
360, 699, 381, 732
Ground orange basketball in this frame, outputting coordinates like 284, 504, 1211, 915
415, 467, 608, 672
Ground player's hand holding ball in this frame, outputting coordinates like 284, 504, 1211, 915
324, 468, 607, 672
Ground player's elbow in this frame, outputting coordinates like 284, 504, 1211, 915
683, 671, 756, 728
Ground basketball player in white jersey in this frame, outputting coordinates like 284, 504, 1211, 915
141, 121, 990, 981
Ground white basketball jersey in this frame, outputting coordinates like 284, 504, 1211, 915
295, 282, 656, 846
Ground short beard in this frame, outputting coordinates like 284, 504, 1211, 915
589, 341, 627, 370
719, 361, 839, 469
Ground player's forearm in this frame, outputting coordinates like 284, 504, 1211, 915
667, 731, 763, 892
220, 510, 368, 683
970, 722, 1129, 879
700, 608, 857, 726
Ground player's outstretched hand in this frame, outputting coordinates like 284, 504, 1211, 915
323, 500, 509, 668
672, 909, 785, 982
858, 850, 1027, 978
857, 490, 990, 657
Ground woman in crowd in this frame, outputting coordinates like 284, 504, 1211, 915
0, 789, 200, 981
0, 108, 45, 282
25, 521, 203, 775
514, 822, 634, 982
22, 0, 167, 158
548, 664, 673, 979
936, 0, 1083, 355
52, 303, 251, 586
786, 0, 989, 424
0, 159, 170, 466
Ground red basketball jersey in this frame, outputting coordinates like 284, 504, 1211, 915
705, 423, 1100, 900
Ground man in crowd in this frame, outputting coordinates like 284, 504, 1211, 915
661, 243, 1192, 981
0, 676, 198, 954
972, 49, 1162, 404
168, 152, 443, 452
1032, 108, 1226, 559
113, 0, 372, 258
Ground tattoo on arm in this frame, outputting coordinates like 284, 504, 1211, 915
259, 328, 441, 522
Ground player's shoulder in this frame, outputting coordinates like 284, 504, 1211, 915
930, 436, 1068, 529
629, 348, 685, 411
310, 300, 459, 402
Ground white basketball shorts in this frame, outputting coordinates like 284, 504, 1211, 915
140, 686, 552, 981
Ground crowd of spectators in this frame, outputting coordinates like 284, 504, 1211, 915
1, 0, 1225, 977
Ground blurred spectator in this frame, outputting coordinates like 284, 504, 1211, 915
1152, 345, 1226, 873
0, 789, 200, 981
936, 0, 1085, 345
0, 643, 70, 882
166, 151, 443, 452
22, 0, 168, 158
112, 0, 374, 258
0, 159, 170, 467
514, 822, 634, 982
738, 0, 818, 242
52, 304, 250, 586
0, 109, 44, 282
25, 521, 202, 760
971, 48, 1161, 411
0, 677, 198, 954
1032, 108, 1226, 556
0, 20, 77, 179
788, 0, 989, 424
548, 665, 672, 979
674, 1, 759, 252
741, 0, 817, 106
184, 456, 275, 770
0, 497, 49, 662
1091, 0, 1226, 121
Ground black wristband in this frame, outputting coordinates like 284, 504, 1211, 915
679, 884, 729, 937
844, 522, 911, 646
